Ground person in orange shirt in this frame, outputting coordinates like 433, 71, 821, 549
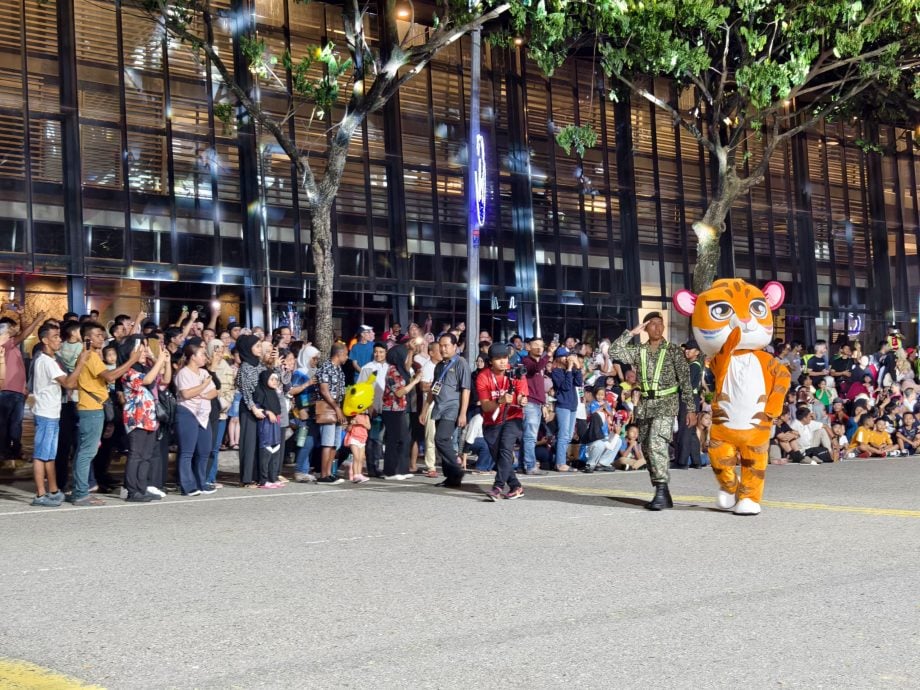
849, 415, 899, 458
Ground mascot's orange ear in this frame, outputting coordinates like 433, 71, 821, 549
762, 281, 785, 311
673, 289, 697, 317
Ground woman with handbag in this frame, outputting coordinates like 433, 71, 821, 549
206, 339, 235, 488
235, 334, 265, 488
381, 344, 423, 480
117, 335, 170, 501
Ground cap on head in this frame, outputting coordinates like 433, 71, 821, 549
488, 343, 509, 360
682, 339, 700, 350
553, 347, 570, 359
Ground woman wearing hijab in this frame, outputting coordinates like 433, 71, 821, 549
381, 345, 423, 480
291, 344, 320, 482
235, 334, 266, 487
118, 335, 171, 502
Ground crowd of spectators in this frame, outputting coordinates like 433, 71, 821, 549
1, 304, 918, 508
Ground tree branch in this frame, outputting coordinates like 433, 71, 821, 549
616, 73, 717, 155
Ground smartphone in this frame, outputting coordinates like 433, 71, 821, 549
84, 338, 91, 350
552, 333, 559, 343
0, 323, 8, 336
229, 316, 237, 324
134, 338, 144, 352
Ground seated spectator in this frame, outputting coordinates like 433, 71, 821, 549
789, 407, 835, 464
614, 423, 646, 471
770, 410, 799, 464
831, 422, 849, 462
687, 410, 712, 468
459, 413, 493, 473
581, 397, 619, 472
896, 412, 919, 456
849, 415, 899, 458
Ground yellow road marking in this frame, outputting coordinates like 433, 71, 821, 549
0, 659, 103, 689
533, 484, 920, 518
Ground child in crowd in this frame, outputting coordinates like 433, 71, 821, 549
344, 411, 371, 483
831, 422, 850, 460
253, 370, 283, 488
615, 423, 646, 471
814, 378, 833, 412
896, 412, 919, 456
849, 415, 899, 458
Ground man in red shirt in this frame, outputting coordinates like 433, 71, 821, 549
477, 343, 529, 501
0, 310, 46, 460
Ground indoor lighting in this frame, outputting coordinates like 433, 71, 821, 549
397, 7, 410, 18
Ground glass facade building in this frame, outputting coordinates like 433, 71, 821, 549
0, 0, 918, 346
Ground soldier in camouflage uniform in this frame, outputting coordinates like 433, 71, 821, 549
611, 312, 695, 510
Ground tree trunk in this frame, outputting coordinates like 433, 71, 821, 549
691, 177, 741, 294
311, 200, 335, 357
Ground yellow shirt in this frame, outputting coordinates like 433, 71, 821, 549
77, 351, 109, 412
850, 428, 892, 449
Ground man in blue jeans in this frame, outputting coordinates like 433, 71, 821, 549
520, 337, 552, 474
71, 322, 141, 506
550, 347, 582, 472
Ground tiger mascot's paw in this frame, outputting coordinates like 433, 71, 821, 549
716, 490, 737, 511
733, 498, 761, 516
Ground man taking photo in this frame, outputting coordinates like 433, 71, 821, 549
477, 343, 529, 501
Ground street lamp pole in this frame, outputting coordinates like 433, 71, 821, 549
466, 25, 482, 366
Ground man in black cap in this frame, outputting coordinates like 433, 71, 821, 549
610, 311, 694, 510
674, 339, 704, 469
476, 343, 529, 501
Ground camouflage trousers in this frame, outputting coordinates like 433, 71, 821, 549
637, 414, 675, 485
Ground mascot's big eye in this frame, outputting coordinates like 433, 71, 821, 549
708, 301, 734, 321
749, 299, 768, 318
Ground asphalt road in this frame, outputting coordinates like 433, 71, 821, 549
2, 459, 920, 689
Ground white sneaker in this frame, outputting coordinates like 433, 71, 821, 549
715, 490, 736, 511
733, 498, 761, 515
887, 450, 901, 457
119, 487, 129, 500
146, 486, 166, 497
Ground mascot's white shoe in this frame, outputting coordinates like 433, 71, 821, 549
715, 490, 737, 511
733, 498, 761, 515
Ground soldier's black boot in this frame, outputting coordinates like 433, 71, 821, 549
645, 483, 673, 511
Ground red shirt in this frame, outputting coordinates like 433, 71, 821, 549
476, 369, 528, 426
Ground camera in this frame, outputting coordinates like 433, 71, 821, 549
509, 364, 526, 380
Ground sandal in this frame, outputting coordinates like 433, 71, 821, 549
231, 445, 239, 451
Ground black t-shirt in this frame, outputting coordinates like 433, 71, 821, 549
808, 355, 829, 385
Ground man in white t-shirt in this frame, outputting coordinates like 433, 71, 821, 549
30, 322, 88, 506
789, 407, 835, 463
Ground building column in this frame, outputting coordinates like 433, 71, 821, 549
504, 47, 538, 338
231, 0, 266, 329
377, 3, 410, 328
57, 0, 86, 313
613, 93, 641, 323
790, 129, 819, 346
863, 119, 894, 343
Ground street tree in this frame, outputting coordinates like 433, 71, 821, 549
134, 0, 509, 354
511, 0, 920, 292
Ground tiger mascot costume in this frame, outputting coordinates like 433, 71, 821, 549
673, 279, 790, 515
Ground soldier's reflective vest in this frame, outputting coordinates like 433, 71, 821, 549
639, 343, 678, 399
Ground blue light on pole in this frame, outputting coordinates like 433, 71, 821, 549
473, 133, 486, 240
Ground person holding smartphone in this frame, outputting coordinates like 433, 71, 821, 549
71, 322, 142, 506
118, 335, 170, 502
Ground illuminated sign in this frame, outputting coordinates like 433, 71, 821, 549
474, 133, 486, 228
